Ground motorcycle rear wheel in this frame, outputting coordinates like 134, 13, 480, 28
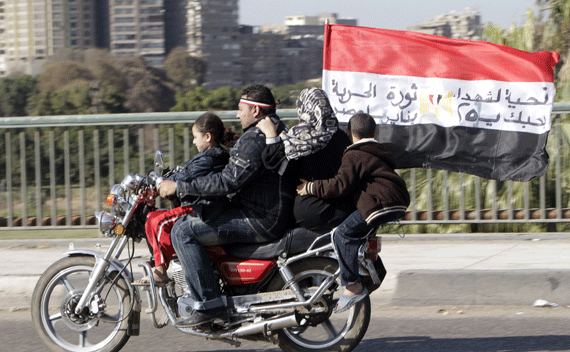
31, 256, 131, 352
265, 257, 371, 352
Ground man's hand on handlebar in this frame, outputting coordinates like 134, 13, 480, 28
158, 180, 177, 198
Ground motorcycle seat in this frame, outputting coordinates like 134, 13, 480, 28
223, 206, 407, 260
223, 227, 328, 260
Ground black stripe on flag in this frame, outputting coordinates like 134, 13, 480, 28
377, 124, 549, 181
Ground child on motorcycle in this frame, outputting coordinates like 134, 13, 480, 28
297, 113, 410, 313
135, 112, 231, 286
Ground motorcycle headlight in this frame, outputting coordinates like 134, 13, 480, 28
95, 211, 117, 237
121, 174, 137, 192
121, 174, 144, 193
107, 184, 128, 216
112, 200, 130, 217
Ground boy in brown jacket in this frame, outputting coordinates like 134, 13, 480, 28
298, 112, 410, 313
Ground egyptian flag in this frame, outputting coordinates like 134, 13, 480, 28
323, 24, 560, 181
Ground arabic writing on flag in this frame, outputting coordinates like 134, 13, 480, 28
322, 23, 560, 181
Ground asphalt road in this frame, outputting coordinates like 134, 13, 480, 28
4, 304, 570, 352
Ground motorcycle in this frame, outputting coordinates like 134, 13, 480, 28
31, 151, 405, 352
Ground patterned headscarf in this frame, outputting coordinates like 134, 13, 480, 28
281, 87, 339, 160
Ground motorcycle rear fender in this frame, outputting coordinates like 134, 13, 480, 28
65, 249, 140, 309
361, 256, 386, 293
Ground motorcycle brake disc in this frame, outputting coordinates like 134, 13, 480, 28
60, 289, 99, 331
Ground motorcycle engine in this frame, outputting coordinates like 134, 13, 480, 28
170, 260, 190, 294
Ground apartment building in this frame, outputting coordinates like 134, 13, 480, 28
284, 12, 357, 27
0, 1, 5, 76
185, 0, 243, 88
0, 0, 99, 77
163, 0, 186, 53
256, 13, 358, 86
0, 1, 357, 88
109, 0, 165, 67
408, 7, 482, 41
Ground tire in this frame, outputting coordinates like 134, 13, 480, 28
31, 256, 131, 352
265, 257, 371, 352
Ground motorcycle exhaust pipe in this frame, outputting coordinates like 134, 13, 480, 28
219, 314, 301, 338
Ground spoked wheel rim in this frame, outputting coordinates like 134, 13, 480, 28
39, 264, 128, 351
281, 268, 355, 349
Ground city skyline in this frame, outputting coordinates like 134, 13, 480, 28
239, 0, 538, 31
0, 0, 534, 86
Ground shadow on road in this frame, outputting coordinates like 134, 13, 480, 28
356, 335, 570, 351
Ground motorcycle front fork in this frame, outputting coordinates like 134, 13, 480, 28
74, 235, 130, 315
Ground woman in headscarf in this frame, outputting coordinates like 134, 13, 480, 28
260, 87, 354, 233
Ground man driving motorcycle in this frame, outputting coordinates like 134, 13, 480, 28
157, 85, 294, 326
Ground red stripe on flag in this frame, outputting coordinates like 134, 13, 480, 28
323, 24, 559, 82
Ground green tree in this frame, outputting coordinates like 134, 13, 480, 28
481, 9, 536, 51
203, 86, 239, 110
171, 87, 211, 111
98, 84, 127, 113
271, 82, 315, 108
38, 61, 93, 92
164, 47, 207, 91
30, 82, 93, 116
31, 50, 177, 114
31, 91, 56, 116
538, 0, 570, 101
114, 56, 175, 112
536, 0, 570, 55
0, 75, 39, 117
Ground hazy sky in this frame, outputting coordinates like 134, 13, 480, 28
239, 0, 540, 31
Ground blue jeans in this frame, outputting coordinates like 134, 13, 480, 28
171, 206, 270, 310
332, 210, 374, 286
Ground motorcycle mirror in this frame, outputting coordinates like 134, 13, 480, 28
154, 151, 164, 173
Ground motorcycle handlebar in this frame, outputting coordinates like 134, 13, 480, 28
140, 166, 178, 201
145, 172, 163, 194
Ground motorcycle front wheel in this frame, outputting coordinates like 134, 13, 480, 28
265, 257, 371, 352
31, 256, 131, 352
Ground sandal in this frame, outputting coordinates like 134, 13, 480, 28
133, 272, 170, 287
334, 287, 368, 314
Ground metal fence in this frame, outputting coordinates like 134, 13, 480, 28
0, 103, 569, 230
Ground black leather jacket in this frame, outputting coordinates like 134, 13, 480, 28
168, 146, 229, 216
176, 114, 294, 240
170, 146, 229, 185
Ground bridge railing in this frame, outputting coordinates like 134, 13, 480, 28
0, 103, 569, 230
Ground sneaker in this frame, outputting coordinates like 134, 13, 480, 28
176, 306, 228, 327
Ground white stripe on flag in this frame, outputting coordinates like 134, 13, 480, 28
323, 70, 555, 134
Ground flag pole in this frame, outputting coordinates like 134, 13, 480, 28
322, 19, 331, 90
